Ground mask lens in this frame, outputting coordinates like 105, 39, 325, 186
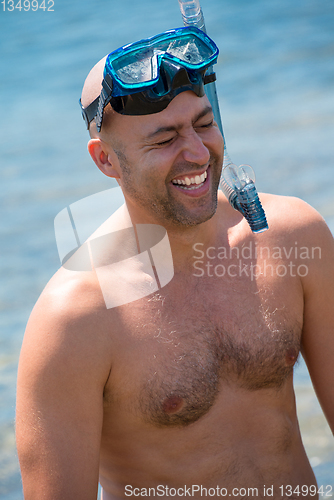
113, 50, 158, 85
165, 37, 211, 65
107, 27, 217, 89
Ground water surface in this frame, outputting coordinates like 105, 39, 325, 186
0, 0, 333, 497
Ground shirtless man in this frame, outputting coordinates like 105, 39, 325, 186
16, 27, 334, 500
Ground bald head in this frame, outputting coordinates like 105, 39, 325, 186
81, 56, 106, 109
81, 55, 118, 137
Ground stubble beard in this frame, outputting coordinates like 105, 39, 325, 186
117, 151, 221, 228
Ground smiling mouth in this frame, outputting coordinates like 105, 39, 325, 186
171, 170, 208, 190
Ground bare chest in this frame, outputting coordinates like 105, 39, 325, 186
108, 272, 303, 428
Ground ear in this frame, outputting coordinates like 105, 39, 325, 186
88, 138, 120, 179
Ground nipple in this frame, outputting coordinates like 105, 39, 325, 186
162, 395, 184, 414
285, 348, 298, 366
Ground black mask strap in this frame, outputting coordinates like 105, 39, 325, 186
80, 70, 216, 130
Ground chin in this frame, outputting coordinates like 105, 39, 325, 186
164, 199, 218, 228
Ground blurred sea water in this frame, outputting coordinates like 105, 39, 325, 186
0, 0, 333, 497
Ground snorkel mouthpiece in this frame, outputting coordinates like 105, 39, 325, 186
222, 165, 268, 233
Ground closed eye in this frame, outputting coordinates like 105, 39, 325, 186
155, 136, 175, 147
196, 119, 214, 129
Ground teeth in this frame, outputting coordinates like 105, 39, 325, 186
172, 170, 207, 188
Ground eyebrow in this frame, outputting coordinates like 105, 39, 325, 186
146, 105, 213, 141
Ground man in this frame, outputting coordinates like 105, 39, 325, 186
16, 27, 334, 500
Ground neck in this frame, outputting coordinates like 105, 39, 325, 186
124, 194, 229, 271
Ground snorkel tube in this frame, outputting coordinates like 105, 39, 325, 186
177, 0, 268, 233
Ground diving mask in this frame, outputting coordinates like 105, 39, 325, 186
80, 26, 219, 132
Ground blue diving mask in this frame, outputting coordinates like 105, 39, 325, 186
80, 26, 219, 132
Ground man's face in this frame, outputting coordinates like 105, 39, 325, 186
102, 91, 224, 228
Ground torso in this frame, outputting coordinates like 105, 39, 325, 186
95, 198, 317, 498
105, 271, 302, 426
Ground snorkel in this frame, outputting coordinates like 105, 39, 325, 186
178, 0, 269, 233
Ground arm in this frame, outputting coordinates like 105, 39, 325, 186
299, 207, 334, 434
16, 273, 112, 499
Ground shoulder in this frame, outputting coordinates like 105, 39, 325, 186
219, 190, 332, 247
219, 190, 329, 235
30, 266, 107, 333
20, 266, 114, 382
259, 193, 332, 245
259, 193, 334, 287
261, 193, 324, 228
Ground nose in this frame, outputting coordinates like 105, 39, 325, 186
179, 130, 210, 166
